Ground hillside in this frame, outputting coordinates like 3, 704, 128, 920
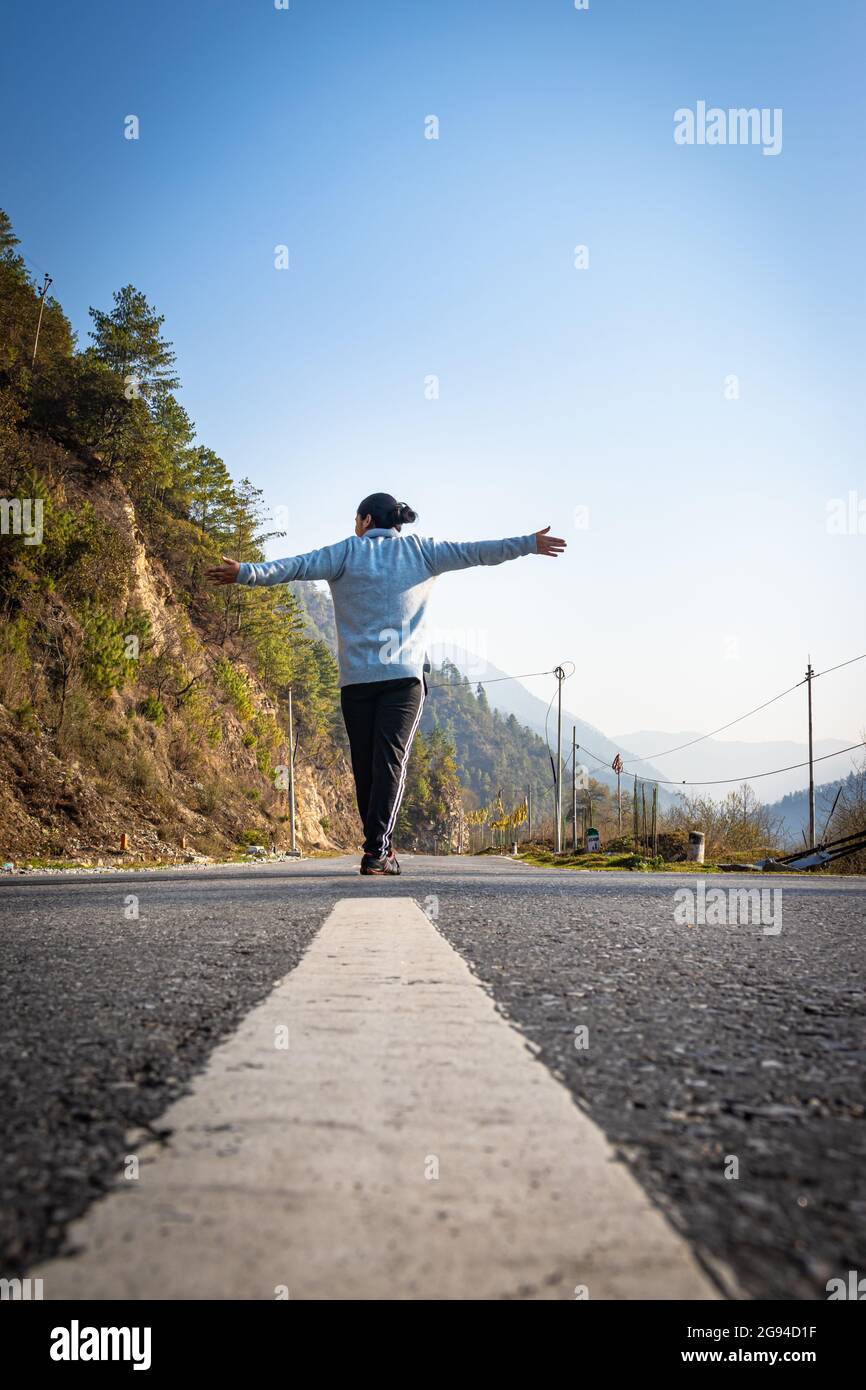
427, 643, 680, 808
424, 660, 553, 811
0, 454, 366, 860
0, 209, 460, 863
283, 596, 619, 842
764, 769, 866, 843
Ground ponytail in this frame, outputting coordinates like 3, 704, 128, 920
357, 492, 418, 530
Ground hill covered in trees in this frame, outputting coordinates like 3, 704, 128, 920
423, 661, 554, 820
0, 208, 461, 862
765, 764, 866, 862
291, 594, 624, 848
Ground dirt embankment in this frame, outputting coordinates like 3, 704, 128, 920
0, 467, 360, 865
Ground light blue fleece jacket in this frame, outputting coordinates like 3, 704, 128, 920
237, 528, 538, 687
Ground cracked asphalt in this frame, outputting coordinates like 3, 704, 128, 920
1, 854, 864, 1299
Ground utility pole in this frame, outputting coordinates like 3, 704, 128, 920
571, 726, 577, 851
527, 784, 532, 842
31, 272, 53, 366
554, 665, 564, 853
806, 659, 816, 850
287, 686, 297, 855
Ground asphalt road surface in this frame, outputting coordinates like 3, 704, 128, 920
1, 854, 864, 1300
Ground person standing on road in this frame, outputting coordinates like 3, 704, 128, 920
207, 492, 566, 875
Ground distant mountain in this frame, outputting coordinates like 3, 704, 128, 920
429, 644, 680, 807
422, 668, 554, 816
291, 581, 337, 651
288, 610, 635, 823
294, 616, 855, 814
764, 773, 859, 843
614, 730, 857, 806
422, 663, 639, 839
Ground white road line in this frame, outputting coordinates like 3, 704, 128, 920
36, 897, 723, 1300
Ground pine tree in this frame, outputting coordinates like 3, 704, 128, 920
0, 209, 23, 263
180, 446, 236, 535
89, 285, 180, 405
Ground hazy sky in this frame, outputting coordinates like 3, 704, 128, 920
2, 0, 863, 764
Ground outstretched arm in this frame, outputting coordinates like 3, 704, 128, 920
422, 526, 566, 577
206, 539, 350, 587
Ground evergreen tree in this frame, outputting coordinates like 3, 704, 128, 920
0, 208, 72, 377
179, 446, 236, 535
89, 285, 180, 405
0, 208, 20, 257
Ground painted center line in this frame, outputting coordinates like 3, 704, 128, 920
37, 896, 722, 1300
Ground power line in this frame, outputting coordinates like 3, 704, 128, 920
429, 648, 865, 795
620, 680, 804, 764
608, 650, 866, 768
9, 236, 53, 279
21, 251, 50, 277
546, 652, 864, 789
811, 652, 866, 681
661, 741, 866, 789
577, 739, 866, 790
427, 666, 558, 690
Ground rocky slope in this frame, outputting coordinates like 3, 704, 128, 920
0, 461, 359, 865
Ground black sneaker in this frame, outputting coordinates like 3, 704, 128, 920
360, 852, 401, 876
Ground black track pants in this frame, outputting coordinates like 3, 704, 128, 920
340, 675, 426, 857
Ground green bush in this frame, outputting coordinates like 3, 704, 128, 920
80, 605, 128, 692
139, 694, 165, 725
129, 750, 156, 792
214, 658, 253, 720
13, 700, 38, 733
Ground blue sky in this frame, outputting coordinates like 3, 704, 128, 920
2, 0, 863, 762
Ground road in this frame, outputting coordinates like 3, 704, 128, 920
1, 855, 864, 1300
